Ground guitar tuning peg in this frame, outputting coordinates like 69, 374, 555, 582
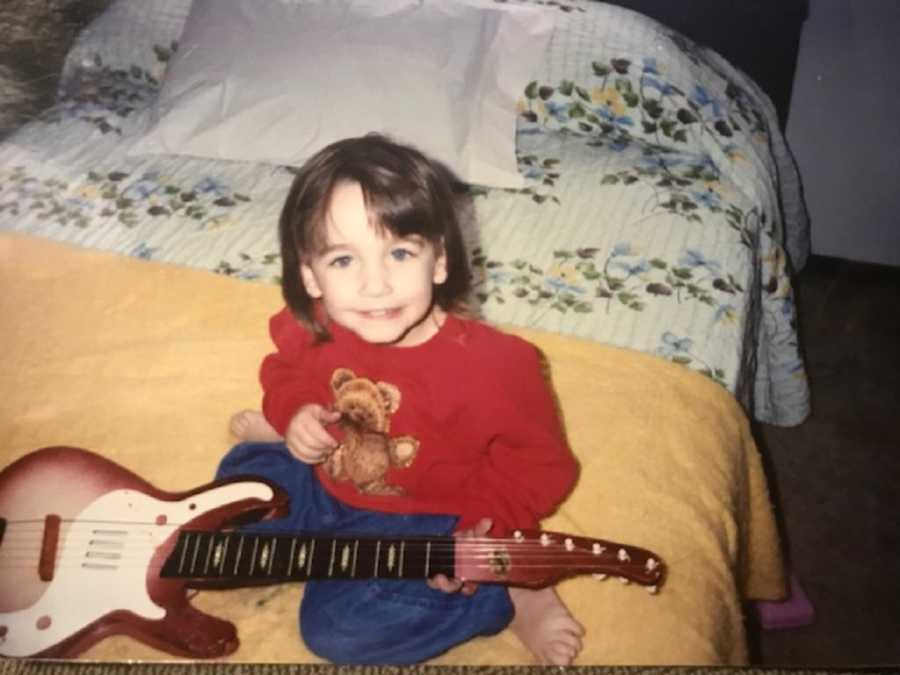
564, 537, 575, 551
619, 577, 630, 585
646, 585, 658, 595
540, 533, 551, 547
592, 573, 608, 581
592, 542, 606, 555
617, 548, 631, 562
513, 530, 525, 542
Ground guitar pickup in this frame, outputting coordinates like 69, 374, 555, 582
39, 514, 61, 582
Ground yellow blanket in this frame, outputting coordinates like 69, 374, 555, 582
0, 233, 784, 665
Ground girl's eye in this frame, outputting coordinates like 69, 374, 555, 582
391, 248, 415, 262
328, 255, 353, 268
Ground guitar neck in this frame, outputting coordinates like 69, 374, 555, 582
161, 530, 454, 583
160, 528, 666, 589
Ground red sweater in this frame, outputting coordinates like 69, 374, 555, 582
260, 307, 578, 534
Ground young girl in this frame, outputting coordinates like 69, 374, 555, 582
226, 134, 583, 665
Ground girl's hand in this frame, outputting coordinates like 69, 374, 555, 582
427, 517, 493, 596
284, 404, 341, 464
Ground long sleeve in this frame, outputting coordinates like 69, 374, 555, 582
451, 339, 578, 534
259, 307, 325, 435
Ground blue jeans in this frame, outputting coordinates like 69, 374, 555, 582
216, 442, 513, 664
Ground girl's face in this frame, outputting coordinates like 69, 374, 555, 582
300, 181, 448, 347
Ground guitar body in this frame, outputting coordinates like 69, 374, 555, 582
0, 446, 288, 658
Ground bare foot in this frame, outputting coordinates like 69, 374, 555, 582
509, 586, 585, 665
229, 410, 283, 442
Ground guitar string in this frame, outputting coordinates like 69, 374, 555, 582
0, 521, 624, 547
0, 535, 640, 554
0, 530, 639, 557
0, 556, 652, 577
0, 539, 649, 567
0, 522, 657, 578
0, 522, 622, 547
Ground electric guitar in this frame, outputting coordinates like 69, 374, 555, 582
0, 446, 666, 659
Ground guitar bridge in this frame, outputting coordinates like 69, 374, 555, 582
488, 547, 511, 577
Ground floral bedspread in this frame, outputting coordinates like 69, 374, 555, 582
0, 0, 810, 425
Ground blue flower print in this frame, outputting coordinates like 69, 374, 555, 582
595, 105, 634, 127
608, 137, 630, 152
131, 243, 158, 260
691, 188, 723, 209
713, 304, 737, 325
642, 57, 661, 76
523, 165, 545, 181
689, 85, 723, 118
637, 152, 686, 173
122, 172, 162, 201
610, 257, 651, 278
543, 100, 571, 124
679, 249, 721, 275
545, 276, 585, 295
642, 76, 677, 96
193, 176, 230, 197
657, 331, 694, 358
611, 242, 633, 257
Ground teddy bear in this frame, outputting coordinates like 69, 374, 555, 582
323, 367, 419, 496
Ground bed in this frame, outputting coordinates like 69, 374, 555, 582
0, 0, 808, 666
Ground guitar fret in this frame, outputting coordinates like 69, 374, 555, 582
297, 541, 308, 571
202, 534, 214, 575
398, 541, 406, 578
328, 539, 337, 577
287, 538, 297, 577
374, 540, 381, 578
233, 535, 245, 576
387, 543, 396, 574
264, 537, 276, 575
306, 539, 316, 578
253, 537, 263, 575
177, 532, 191, 574
339, 542, 350, 574
190, 533, 202, 574
351, 540, 359, 578
219, 535, 230, 575
424, 541, 431, 578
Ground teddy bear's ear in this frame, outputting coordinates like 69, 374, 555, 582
331, 368, 356, 392
376, 382, 402, 414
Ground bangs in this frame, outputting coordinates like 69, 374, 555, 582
358, 176, 443, 244
303, 174, 445, 258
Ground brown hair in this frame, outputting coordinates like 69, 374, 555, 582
279, 134, 472, 340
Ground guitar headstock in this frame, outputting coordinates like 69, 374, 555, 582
454, 529, 666, 591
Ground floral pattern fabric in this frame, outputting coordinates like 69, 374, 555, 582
0, 0, 810, 425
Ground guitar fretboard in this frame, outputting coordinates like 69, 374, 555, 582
160, 530, 455, 582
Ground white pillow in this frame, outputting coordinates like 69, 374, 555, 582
129, 0, 554, 188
